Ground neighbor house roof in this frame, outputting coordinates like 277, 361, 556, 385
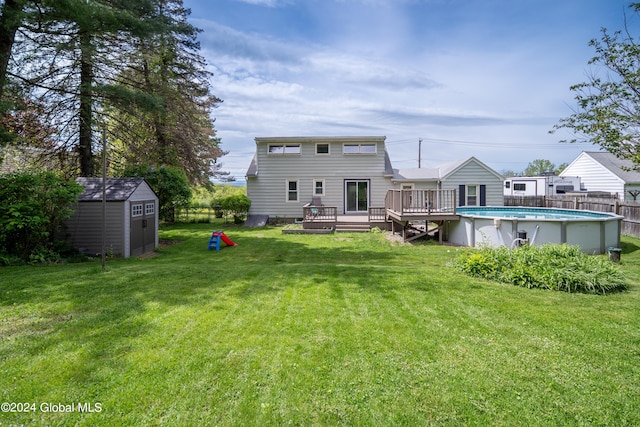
581, 151, 640, 184
76, 177, 147, 201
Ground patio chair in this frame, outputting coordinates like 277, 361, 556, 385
308, 196, 323, 218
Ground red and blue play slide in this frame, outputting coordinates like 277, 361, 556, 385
208, 231, 238, 251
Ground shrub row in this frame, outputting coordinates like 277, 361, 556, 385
0, 172, 82, 264
453, 244, 627, 294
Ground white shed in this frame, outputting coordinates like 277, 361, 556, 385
66, 178, 159, 258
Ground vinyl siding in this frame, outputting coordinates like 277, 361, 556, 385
129, 181, 157, 202
66, 202, 125, 256
248, 139, 391, 217
441, 161, 504, 206
561, 153, 625, 198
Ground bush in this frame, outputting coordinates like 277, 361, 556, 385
453, 244, 627, 294
219, 194, 251, 224
0, 172, 83, 263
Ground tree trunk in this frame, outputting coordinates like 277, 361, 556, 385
78, 30, 93, 176
0, 0, 26, 100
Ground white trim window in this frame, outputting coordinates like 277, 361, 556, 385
466, 185, 479, 206
286, 180, 299, 202
316, 143, 330, 155
145, 203, 155, 215
268, 144, 301, 155
343, 143, 377, 154
313, 179, 325, 196
132, 204, 143, 217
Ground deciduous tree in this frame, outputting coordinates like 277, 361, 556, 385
552, 3, 640, 167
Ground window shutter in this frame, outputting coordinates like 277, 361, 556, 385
480, 185, 486, 206
458, 185, 465, 206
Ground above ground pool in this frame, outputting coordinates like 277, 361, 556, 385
447, 206, 623, 254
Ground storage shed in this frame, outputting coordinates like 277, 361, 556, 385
66, 177, 159, 258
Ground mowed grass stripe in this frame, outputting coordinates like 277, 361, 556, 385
1, 222, 639, 426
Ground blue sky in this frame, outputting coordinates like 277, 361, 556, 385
183, 0, 632, 181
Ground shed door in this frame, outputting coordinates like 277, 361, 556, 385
130, 200, 156, 256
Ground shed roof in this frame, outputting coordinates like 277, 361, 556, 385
76, 177, 149, 201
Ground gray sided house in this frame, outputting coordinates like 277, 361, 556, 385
246, 136, 394, 218
66, 178, 158, 258
245, 136, 504, 220
561, 151, 640, 200
391, 157, 504, 206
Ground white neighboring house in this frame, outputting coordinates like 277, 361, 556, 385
245, 136, 504, 219
561, 151, 640, 200
503, 175, 583, 197
392, 157, 504, 206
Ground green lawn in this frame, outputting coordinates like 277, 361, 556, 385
1, 222, 639, 426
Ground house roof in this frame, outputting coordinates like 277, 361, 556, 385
392, 167, 440, 181
76, 177, 148, 201
393, 157, 503, 181
254, 136, 387, 144
581, 151, 640, 184
246, 154, 258, 177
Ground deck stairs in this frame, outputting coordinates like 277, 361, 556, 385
335, 215, 371, 232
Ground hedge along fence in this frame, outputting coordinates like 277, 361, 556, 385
175, 206, 219, 223
175, 195, 251, 224
505, 195, 640, 238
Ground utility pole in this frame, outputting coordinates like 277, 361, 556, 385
101, 128, 107, 272
418, 138, 422, 168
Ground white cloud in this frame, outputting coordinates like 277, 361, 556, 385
188, 0, 627, 178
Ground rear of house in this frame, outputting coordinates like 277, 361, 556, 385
246, 136, 394, 219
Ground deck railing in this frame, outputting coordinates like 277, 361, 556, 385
303, 204, 338, 228
368, 206, 386, 222
385, 189, 457, 216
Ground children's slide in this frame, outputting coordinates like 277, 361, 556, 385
219, 232, 237, 247
208, 231, 237, 251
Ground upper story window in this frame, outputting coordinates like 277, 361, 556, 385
316, 143, 330, 155
268, 144, 301, 155
343, 143, 376, 154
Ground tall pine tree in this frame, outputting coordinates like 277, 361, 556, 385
108, 0, 226, 185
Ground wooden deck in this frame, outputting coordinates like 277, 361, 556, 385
300, 190, 461, 240
384, 189, 460, 222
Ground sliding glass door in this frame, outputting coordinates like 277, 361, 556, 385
345, 180, 369, 213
